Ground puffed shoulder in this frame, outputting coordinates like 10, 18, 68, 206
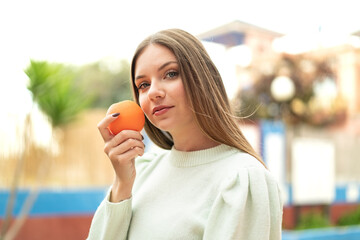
204, 167, 283, 239
220, 166, 282, 208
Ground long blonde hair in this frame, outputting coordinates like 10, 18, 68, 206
130, 29, 265, 167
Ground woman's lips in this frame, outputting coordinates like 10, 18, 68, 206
152, 105, 173, 116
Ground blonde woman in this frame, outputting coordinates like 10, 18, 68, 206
88, 29, 283, 240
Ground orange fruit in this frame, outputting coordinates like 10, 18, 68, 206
106, 100, 145, 135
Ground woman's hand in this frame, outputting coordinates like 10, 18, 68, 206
97, 113, 145, 202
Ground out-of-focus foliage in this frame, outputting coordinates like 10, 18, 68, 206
25, 59, 133, 125
337, 207, 360, 226
75, 59, 132, 109
295, 211, 331, 230
234, 54, 347, 127
25, 60, 92, 127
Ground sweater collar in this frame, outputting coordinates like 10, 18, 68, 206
168, 144, 237, 167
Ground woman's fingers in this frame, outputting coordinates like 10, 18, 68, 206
110, 145, 145, 166
105, 130, 144, 157
107, 137, 145, 158
107, 130, 143, 149
97, 113, 120, 142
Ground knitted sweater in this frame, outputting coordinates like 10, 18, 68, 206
87, 144, 283, 240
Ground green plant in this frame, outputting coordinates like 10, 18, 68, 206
75, 59, 132, 109
337, 207, 360, 226
26, 60, 92, 127
296, 211, 331, 230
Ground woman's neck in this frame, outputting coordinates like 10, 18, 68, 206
171, 126, 220, 152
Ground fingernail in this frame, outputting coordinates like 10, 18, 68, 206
112, 113, 120, 117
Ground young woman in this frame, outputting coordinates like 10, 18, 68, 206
88, 29, 283, 240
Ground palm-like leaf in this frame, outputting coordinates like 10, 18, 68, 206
25, 60, 91, 127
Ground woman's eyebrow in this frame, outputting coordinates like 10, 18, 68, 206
135, 75, 145, 81
158, 61, 178, 72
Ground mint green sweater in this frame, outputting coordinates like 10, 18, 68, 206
87, 144, 283, 240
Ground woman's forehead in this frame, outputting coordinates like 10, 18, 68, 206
135, 44, 177, 72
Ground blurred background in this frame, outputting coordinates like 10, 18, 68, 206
1, 0, 360, 239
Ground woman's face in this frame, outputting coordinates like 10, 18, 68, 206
134, 44, 195, 135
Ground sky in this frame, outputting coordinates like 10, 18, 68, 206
1, 0, 359, 65
0, 0, 359, 152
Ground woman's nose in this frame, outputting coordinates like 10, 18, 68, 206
147, 80, 165, 100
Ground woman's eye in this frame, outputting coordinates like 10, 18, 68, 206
166, 71, 178, 79
137, 82, 150, 90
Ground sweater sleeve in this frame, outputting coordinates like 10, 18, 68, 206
203, 167, 283, 240
87, 153, 156, 240
86, 190, 132, 240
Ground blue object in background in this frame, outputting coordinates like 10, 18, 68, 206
260, 119, 286, 165
282, 226, 360, 240
0, 188, 107, 217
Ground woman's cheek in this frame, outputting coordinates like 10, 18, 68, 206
139, 95, 151, 119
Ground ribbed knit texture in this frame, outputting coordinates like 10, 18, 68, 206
169, 144, 237, 167
87, 144, 283, 240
